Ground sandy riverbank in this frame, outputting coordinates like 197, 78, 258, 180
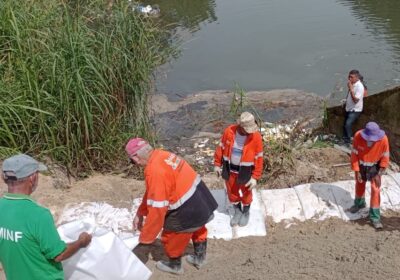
2, 89, 400, 279
2, 172, 400, 279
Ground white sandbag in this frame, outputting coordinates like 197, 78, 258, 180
58, 220, 151, 280
58, 202, 133, 235
206, 189, 267, 240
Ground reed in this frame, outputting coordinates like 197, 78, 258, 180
0, 0, 174, 175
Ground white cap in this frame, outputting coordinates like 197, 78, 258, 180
237, 112, 258, 133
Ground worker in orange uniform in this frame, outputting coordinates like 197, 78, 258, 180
214, 112, 263, 227
349, 122, 390, 229
126, 138, 218, 275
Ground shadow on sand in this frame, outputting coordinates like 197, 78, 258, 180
310, 182, 400, 231
309, 182, 356, 220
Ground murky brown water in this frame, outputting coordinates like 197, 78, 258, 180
144, 0, 400, 99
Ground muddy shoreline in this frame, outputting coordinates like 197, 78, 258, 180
151, 89, 354, 188
151, 89, 324, 145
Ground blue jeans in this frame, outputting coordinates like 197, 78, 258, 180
343, 111, 361, 143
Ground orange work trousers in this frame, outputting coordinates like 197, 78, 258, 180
355, 175, 381, 209
225, 173, 253, 205
161, 225, 207, 258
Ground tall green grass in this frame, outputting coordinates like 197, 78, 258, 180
0, 0, 174, 175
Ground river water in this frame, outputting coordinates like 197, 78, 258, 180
144, 0, 400, 98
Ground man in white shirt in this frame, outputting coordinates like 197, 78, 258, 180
343, 69, 365, 144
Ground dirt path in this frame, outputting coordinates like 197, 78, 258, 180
2, 217, 400, 279
147, 217, 400, 280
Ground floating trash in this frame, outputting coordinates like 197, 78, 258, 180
134, 4, 160, 16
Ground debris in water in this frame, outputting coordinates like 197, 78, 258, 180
134, 4, 160, 16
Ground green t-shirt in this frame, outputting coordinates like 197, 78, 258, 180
0, 193, 66, 280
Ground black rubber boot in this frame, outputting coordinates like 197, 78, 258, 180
349, 204, 366, 213
230, 203, 242, 226
238, 204, 250, 227
156, 257, 184, 275
186, 240, 207, 269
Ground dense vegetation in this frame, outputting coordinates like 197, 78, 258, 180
0, 0, 173, 175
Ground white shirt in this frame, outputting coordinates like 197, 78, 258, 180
230, 132, 247, 166
345, 80, 364, 112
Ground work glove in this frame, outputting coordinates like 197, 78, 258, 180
245, 178, 257, 190
214, 166, 222, 177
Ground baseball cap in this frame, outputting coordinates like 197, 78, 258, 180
2, 154, 47, 180
237, 112, 258, 134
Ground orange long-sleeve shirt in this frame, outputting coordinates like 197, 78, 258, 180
214, 125, 263, 180
137, 150, 199, 244
351, 130, 390, 172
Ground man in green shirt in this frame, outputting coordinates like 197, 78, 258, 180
0, 154, 92, 280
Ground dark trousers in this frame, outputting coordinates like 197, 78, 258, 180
343, 111, 361, 143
